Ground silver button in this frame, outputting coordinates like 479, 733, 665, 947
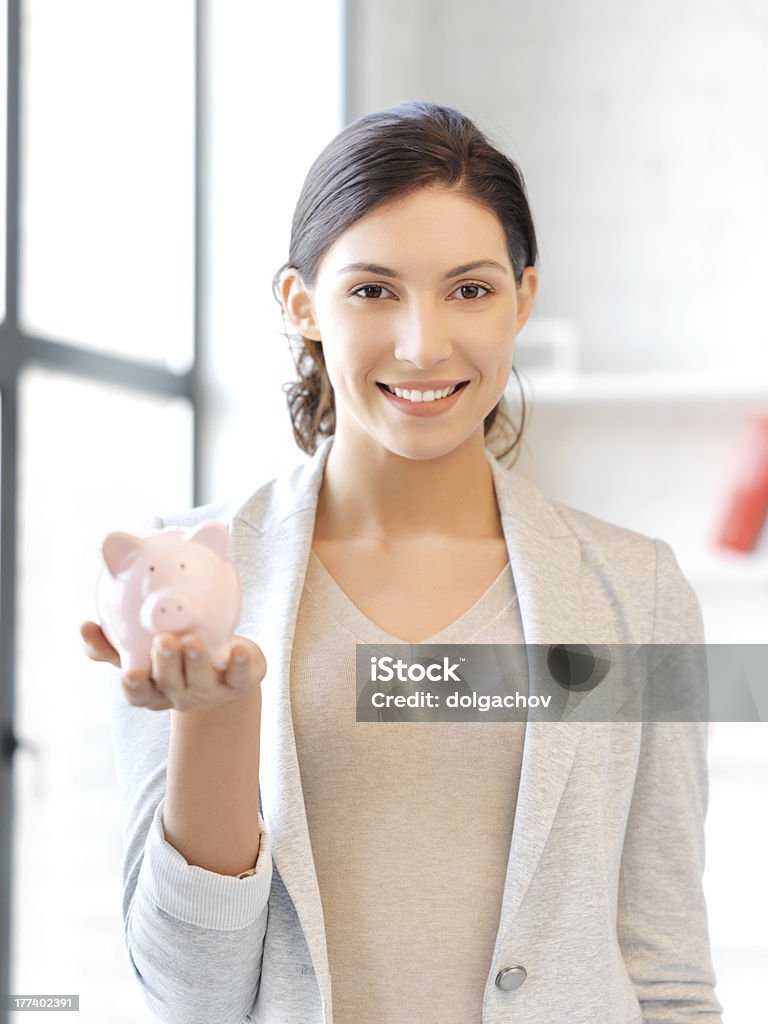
495, 965, 527, 991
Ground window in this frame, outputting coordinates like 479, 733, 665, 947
3, 3, 196, 1019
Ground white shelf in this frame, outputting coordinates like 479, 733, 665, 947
516, 372, 768, 406
677, 549, 768, 586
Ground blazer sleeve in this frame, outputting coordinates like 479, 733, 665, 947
108, 514, 273, 1024
616, 539, 724, 1022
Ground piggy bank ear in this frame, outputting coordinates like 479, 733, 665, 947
185, 521, 229, 560
102, 532, 143, 577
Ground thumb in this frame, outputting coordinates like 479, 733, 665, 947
80, 620, 121, 668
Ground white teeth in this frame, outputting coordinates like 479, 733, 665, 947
391, 385, 456, 402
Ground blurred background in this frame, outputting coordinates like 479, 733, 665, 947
0, 1, 766, 1021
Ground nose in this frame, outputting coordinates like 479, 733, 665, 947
392, 299, 453, 369
141, 588, 200, 633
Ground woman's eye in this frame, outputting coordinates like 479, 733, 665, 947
352, 283, 393, 300
451, 282, 492, 300
351, 282, 491, 301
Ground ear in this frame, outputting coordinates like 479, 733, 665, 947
102, 532, 143, 577
185, 520, 230, 560
515, 266, 538, 334
278, 267, 322, 341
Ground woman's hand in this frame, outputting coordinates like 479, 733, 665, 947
80, 621, 266, 712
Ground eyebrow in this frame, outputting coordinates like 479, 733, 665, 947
336, 259, 509, 279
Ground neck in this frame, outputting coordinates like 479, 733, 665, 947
314, 428, 503, 542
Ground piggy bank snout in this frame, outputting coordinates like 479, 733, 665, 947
140, 587, 201, 634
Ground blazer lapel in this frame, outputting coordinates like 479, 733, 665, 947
231, 439, 335, 1013
486, 452, 587, 935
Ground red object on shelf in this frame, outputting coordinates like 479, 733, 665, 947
716, 412, 768, 553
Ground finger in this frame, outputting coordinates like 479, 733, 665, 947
121, 668, 172, 710
179, 635, 219, 698
80, 620, 121, 667
223, 638, 266, 691
150, 633, 187, 699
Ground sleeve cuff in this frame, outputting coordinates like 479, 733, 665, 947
136, 798, 273, 930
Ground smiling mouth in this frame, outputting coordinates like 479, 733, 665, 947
377, 381, 469, 403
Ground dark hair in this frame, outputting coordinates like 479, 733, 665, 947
273, 100, 538, 459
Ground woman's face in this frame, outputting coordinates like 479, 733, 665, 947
283, 185, 537, 463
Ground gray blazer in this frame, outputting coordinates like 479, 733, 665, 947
112, 436, 723, 1024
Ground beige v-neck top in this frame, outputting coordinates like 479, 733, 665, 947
289, 550, 528, 1024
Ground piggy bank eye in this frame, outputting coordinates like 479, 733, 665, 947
179, 562, 186, 570
149, 565, 155, 572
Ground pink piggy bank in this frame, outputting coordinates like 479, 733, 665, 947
96, 521, 242, 674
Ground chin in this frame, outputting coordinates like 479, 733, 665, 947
338, 407, 487, 463
376, 427, 482, 463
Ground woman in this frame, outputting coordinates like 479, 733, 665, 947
82, 101, 723, 1024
